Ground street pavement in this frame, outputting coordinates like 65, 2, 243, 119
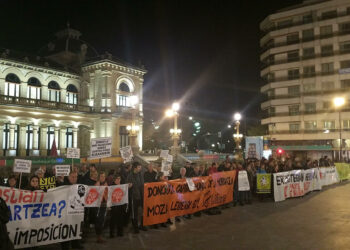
44, 181, 350, 250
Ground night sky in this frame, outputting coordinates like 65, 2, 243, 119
0, 0, 301, 127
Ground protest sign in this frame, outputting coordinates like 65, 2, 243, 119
335, 163, 350, 181
67, 148, 80, 159
160, 150, 169, 159
319, 167, 339, 186
39, 177, 56, 191
55, 165, 70, 176
107, 184, 129, 207
238, 171, 250, 191
143, 171, 235, 226
67, 184, 88, 215
82, 186, 107, 207
167, 154, 173, 163
186, 178, 196, 191
256, 174, 271, 194
13, 159, 32, 174
90, 137, 112, 159
245, 136, 263, 159
120, 145, 133, 163
0, 186, 84, 249
161, 160, 171, 176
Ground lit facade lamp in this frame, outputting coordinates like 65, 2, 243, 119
233, 112, 243, 152
128, 95, 139, 151
333, 97, 346, 162
165, 102, 181, 155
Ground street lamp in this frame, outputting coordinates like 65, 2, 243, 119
333, 97, 346, 162
127, 95, 139, 152
165, 102, 181, 155
233, 112, 243, 157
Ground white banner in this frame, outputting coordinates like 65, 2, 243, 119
274, 167, 339, 202
67, 148, 80, 159
120, 145, 133, 163
107, 184, 128, 207
90, 137, 112, 159
238, 170, 250, 191
13, 159, 32, 174
0, 186, 84, 249
55, 165, 70, 176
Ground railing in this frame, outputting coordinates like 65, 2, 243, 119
261, 29, 350, 54
261, 107, 350, 119
262, 71, 336, 84
268, 128, 350, 135
261, 11, 350, 37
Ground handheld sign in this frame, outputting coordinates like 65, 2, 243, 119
238, 170, 250, 191
13, 159, 32, 173
120, 146, 133, 163
161, 160, 171, 176
90, 137, 112, 159
186, 178, 196, 191
160, 150, 169, 159
55, 165, 71, 176
167, 154, 173, 163
67, 148, 80, 159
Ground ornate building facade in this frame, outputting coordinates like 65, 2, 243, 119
0, 26, 145, 158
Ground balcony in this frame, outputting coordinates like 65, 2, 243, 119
261, 107, 350, 119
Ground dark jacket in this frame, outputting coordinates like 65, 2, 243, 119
127, 171, 144, 201
144, 171, 157, 183
0, 197, 14, 250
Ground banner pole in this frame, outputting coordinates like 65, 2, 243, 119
19, 172, 22, 190
71, 158, 73, 171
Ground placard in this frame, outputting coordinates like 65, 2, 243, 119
160, 150, 169, 159
55, 165, 71, 176
13, 159, 32, 174
120, 146, 133, 163
186, 178, 196, 191
238, 170, 250, 191
167, 154, 173, 163
67, 148, 80, 159
90, 137, 112, 159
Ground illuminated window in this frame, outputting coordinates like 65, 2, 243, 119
66, 127, 73, 148
27, 77, 41, 100
119, 126, 129, 147
66, 84, 78, 104
5, 74, 20, 97
48, 81, 60, 102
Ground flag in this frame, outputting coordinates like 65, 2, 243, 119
50, 138, 58, 157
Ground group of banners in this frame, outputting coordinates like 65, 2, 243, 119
0, 184, 128, 249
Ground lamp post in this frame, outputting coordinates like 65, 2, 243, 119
233, 112, 243, 159
127, 95, 140, 153
165, 102, 181, 155
333, 97, 346, 162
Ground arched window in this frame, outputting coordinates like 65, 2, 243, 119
119, 82, 130, 92
66, 84, 78, 104
48, 81, 60, 102
5, 73, 20, 97
27, 77, 41, 100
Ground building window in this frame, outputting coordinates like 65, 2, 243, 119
320, 25, 333, 38
66, 127, 73, 148
46, 126, 55, 150
5, 73, 20, 97
25, 125, 33, 151
289, 105, 300, 115
323, 121, 335, 129
303, 82, 316, 92
119, 82, 130, 92
305, 121, 317, 131
269, 107, 275, 116
289, 123, 300, 133
288, 85, 300, 96
27, 77, 41, 100
305, 103, 316, 114
66, 84, 78, 104
343, 120, 350, 129
48, 81, 60, 102
288, 69, 299, 80
321, 10, 337, 20
286, 33, 299, 44
3, 124, 18, 154
339, 22, 350, 34
323, 101, 331, 109
303, 47, 315, 59
321, 45, 333, 57
340, 60, 350, 69
119, 126, 129, 148
303, 66, 315, 77
101, 98, 111, 112
339, 41, 350, 53
341, 79, 350, 89
321, 62, 334, 75
117, 95, 129, 106
302, 29, 314, 41
287, 50, 299, 62
302, 14, 313, 24
277, 19, 292, 29
322, 81, 334, 90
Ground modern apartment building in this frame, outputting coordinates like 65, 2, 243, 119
0, 26, 146, 158
260, 0, 350, 160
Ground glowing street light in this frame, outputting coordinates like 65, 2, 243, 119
165, 102, 181, 155
333, 97, 346, 162
189, 116, 193, 120
227, 125, 231, 128
128, 95, 140, 151
234, 112, 242, 121
233, 112, 243, 157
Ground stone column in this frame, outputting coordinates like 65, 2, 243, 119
32, 125, 39, 149
110, 76, 116, 113
60, 89, 67, 103
40, 126, 47, 156
21, 82, 28, 98
73, 128, 78, 148
9, 124, 15, 149
41, 85, 48, 101
60, 127, 66, 154
0, 123, 3, 156
18, 124, 27, 156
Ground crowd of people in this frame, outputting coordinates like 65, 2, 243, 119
0, 154, 336, 250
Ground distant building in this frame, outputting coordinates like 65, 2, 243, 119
0, 26, 146, 158
260, 0, 350, 160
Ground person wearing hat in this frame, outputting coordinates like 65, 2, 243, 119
109, 174, 126, 238
127, 162, 146, 233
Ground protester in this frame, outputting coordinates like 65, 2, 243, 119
27, 175, 40, 191
94, 172, 108, 243
106, 169, 115, 186
208, 162, 218, 175
127, 162, 146, 233
109, 174, 126, 238
0, 196, 14, 250
179, 167, 186, 179
184, 162, 193, 177
144, 163, 157, 183
6, 175, 17, 188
